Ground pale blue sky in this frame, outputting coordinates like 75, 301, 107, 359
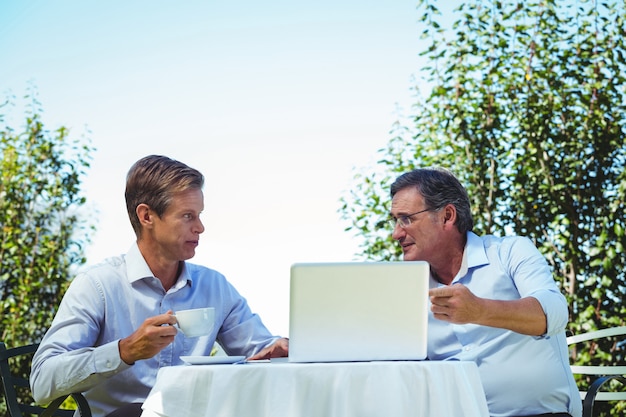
1, 0, 425, 335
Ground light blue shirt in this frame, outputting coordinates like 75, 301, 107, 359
428, 232, 581, 417
31, 243, 279, 417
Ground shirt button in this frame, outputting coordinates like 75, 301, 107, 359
464, 346, 471, 351
106, 360, 112, 368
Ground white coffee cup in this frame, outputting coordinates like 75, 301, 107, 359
174, 307, 215, 337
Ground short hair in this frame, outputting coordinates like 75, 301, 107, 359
125, 155, 204, 237
390, 168, 474, 233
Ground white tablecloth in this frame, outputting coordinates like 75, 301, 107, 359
141, 360, 489, 417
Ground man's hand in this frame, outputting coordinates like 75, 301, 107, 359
119, 310, 178, 365
429, 284, 483, 324
429, 284, 547, 336
247, 337, 289, 361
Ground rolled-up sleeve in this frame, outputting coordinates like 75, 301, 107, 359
531, 289, 569, 336
505, 237, 569, 337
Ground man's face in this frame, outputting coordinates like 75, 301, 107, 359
150, 188, 205, 262
390, 187, 441, 262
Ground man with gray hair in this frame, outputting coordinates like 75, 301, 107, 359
389, 168, 580, 417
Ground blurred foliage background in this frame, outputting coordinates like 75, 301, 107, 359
340, 1, 625, 415
1, 88, 94, 414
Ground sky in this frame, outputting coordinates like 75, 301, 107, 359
1, 0, 425, 336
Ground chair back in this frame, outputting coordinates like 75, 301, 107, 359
0, 342, 91, 417
567, 326, 626, 417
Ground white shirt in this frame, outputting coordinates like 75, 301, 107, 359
428, 232, 582, 417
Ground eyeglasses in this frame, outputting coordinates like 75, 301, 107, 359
388, 208, 433, 229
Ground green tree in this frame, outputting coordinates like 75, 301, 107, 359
1, 90, 94, 412
340, 1, 625, 415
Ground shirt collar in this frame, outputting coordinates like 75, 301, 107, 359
451, 231, 490, 283
464, 231, 490, 270
125, 242, 192, 289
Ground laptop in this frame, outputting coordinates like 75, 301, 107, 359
287, 261, 429, 363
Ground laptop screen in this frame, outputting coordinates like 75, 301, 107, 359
288, 261, 429, 362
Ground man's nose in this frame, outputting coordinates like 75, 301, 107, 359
196, 218, 205, 234
391, 222, 405, 240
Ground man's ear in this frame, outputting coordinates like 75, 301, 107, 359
136, 203, 153, 228
442, 204, 456, 226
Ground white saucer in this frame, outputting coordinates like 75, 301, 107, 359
180, 355, 246, 365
